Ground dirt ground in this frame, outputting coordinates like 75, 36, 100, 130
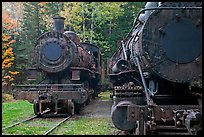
77, 97, 123, 135
79, 97, 113, 118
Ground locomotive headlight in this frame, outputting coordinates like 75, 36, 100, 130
43, 41, 62, 62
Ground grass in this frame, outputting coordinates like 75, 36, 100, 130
3, 124, 48, 135
3, 118, 62, 135
2, 92, 116, 135
98, 90, 112, 101
51, 117, 116, 135
2, 100, 34, 128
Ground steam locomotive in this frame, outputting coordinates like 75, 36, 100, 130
14, 16, 102, 116
108, 2, 202, 135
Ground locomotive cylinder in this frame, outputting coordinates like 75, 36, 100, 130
111, 101, 136, 131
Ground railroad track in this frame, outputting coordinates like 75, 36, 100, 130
2, 110, 73, 135
2, 115, 38, 131
43, 115, 72, 135
2, 109, 50, 131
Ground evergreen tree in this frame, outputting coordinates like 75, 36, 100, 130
108, 2, 146, 58
13, 2, 46, 83
8, 2, 145, 84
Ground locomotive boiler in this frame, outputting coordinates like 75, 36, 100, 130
14, 16, 102, 116
108, 2, 202, 135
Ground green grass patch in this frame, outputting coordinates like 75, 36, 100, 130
52, 117, 116, 135
3, 124, 48, 135
98, 90, 111, 100
2, 97, 116, 135
2, 100, 34, 128
3, 118, 62, 135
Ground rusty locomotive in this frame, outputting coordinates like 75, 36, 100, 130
14, 16, 102, 116
108, 2, 202, 135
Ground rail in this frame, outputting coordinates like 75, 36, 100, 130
2, 109, 50, 131
43, 115, 72, 135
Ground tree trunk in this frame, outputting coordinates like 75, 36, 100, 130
109, 19, 112, 35
82, 2, 85, 42
90, 3, 94, 44
36, 3, 40, 37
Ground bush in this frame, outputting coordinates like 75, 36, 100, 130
2, 93, 15, 103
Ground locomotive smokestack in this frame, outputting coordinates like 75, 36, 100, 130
53, 15, 65, 33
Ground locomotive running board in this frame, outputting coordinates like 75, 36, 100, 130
12, 84, 86, 104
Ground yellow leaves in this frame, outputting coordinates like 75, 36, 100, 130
3, 75, 12, 79
2, 11, 10, 24
3, 71, 19, 86
9, 78, 14, 81
2, 12, 18, 32
2, 11, 16, 70
2, 47, 14, 60
2, 11, 18, 86
13, 32, 19, 35
38, 2, 48, 6
2, 33, 11, 42
8, 39, 16, 45
61, 2, 83, 33
9, 71, 20, 75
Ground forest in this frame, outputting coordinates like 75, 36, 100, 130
2, 2, 146, 90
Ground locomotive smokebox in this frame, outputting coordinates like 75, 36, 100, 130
34, 16, 79, 73
53, 15, 65, 33
139, 2, 202, 83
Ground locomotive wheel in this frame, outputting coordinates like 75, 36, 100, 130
86, 91, 92, 105
73, 89, 89, 105
84, 81, 91, 105
33, 99, 41, 116
67, 99, 74, 115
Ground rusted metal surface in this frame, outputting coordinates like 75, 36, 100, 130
71, 70, 80, 80
13, 91, 38, 104
34, 17, 98, 74
13, 84, 86, 103
34, 31, 78, 73
126, 104, 202, 135
81, 42, 102, 74
139, 3, 202, 83
13, 16, 102, 116
77, 46, 92, 68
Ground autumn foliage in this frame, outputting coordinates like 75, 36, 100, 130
2, 11, 19, 87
